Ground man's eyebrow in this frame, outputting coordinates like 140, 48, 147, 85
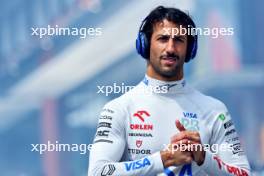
155, 34, 170, 38
173, 35, 187, 40
154, 34, 187, 40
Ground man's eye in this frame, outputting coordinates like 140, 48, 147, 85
158, 36, 169, 42
174, 37, 185, 43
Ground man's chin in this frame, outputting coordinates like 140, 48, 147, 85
159, 69, 178, 78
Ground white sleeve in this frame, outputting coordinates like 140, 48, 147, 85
88, 100, 164, 176
200, 102, 251, 176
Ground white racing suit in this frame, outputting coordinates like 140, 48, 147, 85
88, 75, 251, 176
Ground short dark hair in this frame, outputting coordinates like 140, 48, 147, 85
140, 6, 196, 59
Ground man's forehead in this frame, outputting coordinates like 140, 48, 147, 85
152, 20, 186, 36
153, 20, 179, 29
153, 20, 183, 32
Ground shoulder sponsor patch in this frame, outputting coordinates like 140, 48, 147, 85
102, 108, 114, 114
100, 115, 113, 121
225, 137, 239, 143
232, 143, 244, 155
98, 122, 112, 129
94, 139, 113, 144
101, 164, 116, 176
224, 129, 236, 136
218, 113, 226, 121
224, 120, 233, 129
96, 130, 110, 137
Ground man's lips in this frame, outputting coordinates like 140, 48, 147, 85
161, 57, 177, 65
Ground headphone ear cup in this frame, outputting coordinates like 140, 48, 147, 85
136, 32, 149, 59
185, 35, 198, 63
190, 36, 197, 59
136, 33, 143, 56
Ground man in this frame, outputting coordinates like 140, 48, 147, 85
88, 6, 251, 176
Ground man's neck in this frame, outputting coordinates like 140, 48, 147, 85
146, 67, 183, 81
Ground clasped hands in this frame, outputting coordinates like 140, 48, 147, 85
161, 120, 205, 167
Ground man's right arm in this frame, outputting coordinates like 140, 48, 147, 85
88, 100, 164, 176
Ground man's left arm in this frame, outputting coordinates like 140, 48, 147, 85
172, 104, 251, 176
199, 105, 251, 175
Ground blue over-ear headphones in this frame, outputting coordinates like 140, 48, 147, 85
136, 18, 149, 59
135, 17, 198, 63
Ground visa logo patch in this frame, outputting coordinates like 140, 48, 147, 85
183, 112, 197, 119
125, 158, 151, 171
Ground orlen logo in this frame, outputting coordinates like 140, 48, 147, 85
130, 110, 153, 131
133, 110, 150, 122
125, 158, 151, 171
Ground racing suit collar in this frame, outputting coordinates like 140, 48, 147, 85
142, 74, 186, 94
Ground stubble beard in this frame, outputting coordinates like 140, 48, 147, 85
149, 58, 184, 79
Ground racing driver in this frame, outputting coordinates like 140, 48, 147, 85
88, 6, 251, 176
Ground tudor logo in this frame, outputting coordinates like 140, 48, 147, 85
136, 140, 142, 148
133, 110, 150, 122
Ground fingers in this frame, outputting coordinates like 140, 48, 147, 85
173, 151, 193, 165
174, 120, 200, 142
166, 140, 201, 154
162, 120, 204, 167
175, 120, 186, 132
179, 152, 193, 164
171, 131, 201, 143
161, 149, 193, 167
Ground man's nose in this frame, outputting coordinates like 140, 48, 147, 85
165, 38, 175, 53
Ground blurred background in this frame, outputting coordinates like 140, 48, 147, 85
0, 0, 263, 175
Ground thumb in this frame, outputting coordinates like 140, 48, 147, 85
175, 120, 186, 132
